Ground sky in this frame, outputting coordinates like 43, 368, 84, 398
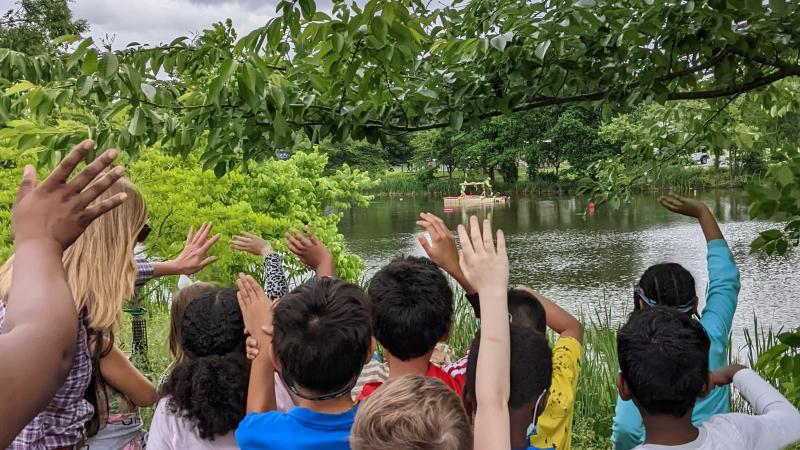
1, 0, 333, 48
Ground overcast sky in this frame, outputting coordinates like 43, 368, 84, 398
1, 0, 336, 48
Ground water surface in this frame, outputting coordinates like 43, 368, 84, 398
338, 192, 800, 349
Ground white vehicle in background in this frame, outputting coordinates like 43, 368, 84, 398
691, 150, 709, 165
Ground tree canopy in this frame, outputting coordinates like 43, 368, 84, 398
1, 0, 798, 171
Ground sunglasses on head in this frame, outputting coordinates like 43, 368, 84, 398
137, 223, 152, 243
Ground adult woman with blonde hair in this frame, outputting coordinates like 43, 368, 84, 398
0, 174, 147, 449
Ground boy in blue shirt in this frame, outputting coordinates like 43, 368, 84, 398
235, 274, 374, 450
611, 193, 741, 449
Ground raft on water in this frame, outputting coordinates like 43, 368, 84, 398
443, 195, 510, 206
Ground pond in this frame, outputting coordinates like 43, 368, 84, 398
338, 191, 800, 350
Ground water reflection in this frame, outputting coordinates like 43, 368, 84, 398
338, 191, 800, 350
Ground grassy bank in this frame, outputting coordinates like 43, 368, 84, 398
371, 166, 745, 197
119, 282, 796, 450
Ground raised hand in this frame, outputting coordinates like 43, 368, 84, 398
13, 139, 127, 250
456, 216, 508, 295
417, 212, 475, 294
236, 273, 273, 347
231, 232, 273, 257
659, 193, 709, 219
659, 192, 723, 241
173, 223, 221, 275
285, 226, 335, 277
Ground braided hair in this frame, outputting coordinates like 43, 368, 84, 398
635, 263, 697, 313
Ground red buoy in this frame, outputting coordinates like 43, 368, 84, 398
588, 201, 596, 215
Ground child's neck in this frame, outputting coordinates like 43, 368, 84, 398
642, 410, 699, 446
385, 350, 434, 378
294, 395, 355, 415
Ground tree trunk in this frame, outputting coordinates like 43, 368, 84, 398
447, 165, 454, 178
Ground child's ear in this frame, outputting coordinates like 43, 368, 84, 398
617, 373, 632, 401
364, 337, 377, 364
269, 342, 282, 372
698, 372, 713, 398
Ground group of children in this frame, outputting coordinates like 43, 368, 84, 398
1, 141, 800, 450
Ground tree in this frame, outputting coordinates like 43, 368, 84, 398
324, 139, 388, 174
1, 0, 798, 169
0, 0, 88, 54
383, 134, 413, 168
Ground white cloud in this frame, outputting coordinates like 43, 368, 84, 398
71, 0, 279, 48
0, 0, 339, 49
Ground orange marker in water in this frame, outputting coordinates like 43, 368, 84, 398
588, 201, 596, 215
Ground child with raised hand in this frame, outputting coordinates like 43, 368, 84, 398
0, 141, 127, 447
457, 216, 511, 449
230, 231, 289, 299
235, 273, 373, 449
617, 306, 800, 450
612, 193, 741, 450
359, 254, 459, 399
418, 212, 584, 450
147, 288, 248, 449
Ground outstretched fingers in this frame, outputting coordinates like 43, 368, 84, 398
482, 218, 494, 254
468, 216, 484, 254
68, 148, 120, 194
82, 192, 128, 224
45, 140, 96, 187
15, 165, 37, 206
76, 165, 125, 208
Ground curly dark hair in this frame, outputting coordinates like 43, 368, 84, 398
636, 263, 696, 311
368, 256, 453, 361
160, 288, 249, 440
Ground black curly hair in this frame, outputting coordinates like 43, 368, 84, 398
635, 263, 697, 312
160, 288, 249, 440
368, 256, 453, 361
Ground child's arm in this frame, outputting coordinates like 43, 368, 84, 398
98, 342, 158, 407
0, 141, 125, 447
458, 216, 510, 449
660, 193, 739, 342
286, 227, 336, 278
151, 223, 221, 276
237, 273, 276, 413
230, 232, 289, 299
417, 212, 476, 295
659, 193, 723, 242
516, 285, 584, 343
711, 365, 800, 448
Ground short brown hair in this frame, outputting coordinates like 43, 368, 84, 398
351, 375, 472, 450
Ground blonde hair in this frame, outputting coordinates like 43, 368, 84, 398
169, 281, 218, 363
0, 177, 147, 333
350, 375, 473, 450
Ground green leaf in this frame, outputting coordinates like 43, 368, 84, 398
18, 133, 39, 150
78, 76, 93, 97
82, 50, 98, 75
449, 111, 464, 130
778, 331, 800, 348
760, 229, 783, 240
267, 19, 282, 48
128, 108, 146, 136
140, 83, 157, 102
273, 110, 288, 137
298, 0, 316, 20
371, 17, 388, 43
535, 40, 551, 61
52, 34, 79, 45
418, 88, 438, 100
4, 80, 35, 96
333, 33, 345, 54
489, 32, 513, 52
103, 52, 119, 78
270, 85, 286, 109
774, 164, 794, 186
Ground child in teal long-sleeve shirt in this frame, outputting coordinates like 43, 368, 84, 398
611, 193, 741, 450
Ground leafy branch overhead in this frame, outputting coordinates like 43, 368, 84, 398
0, 0, 798, 173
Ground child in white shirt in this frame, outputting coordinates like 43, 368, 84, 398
616, 306, 800, 450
